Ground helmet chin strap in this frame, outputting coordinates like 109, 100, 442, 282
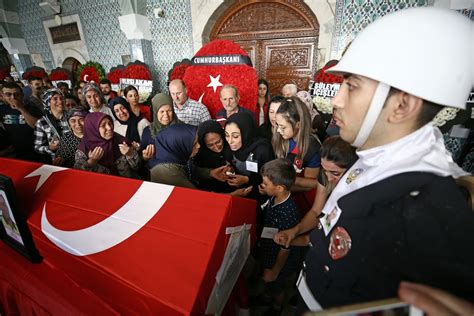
351, 82, 391, 148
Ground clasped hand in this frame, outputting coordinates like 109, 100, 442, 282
118, 142, 133, 157
142, 144, 155, 160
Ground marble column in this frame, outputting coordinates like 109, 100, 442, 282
118, 14, 155, 67
0, 0, 34, 76
1, 38, 33, 75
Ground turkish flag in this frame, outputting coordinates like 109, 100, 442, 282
0, 158, 256, 314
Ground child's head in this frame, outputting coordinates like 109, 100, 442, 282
260, 158, 296, 196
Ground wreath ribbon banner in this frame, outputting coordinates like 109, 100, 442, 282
191, 54, 252, 67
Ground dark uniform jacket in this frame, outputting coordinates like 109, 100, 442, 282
304, 172, 474, 308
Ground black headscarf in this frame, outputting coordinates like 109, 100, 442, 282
224, 112, 267, 161
194, 120, 228, 168
110, 97, 142, 143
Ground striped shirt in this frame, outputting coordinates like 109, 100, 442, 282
34, 115, 70, 157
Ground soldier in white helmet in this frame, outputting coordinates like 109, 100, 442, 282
273, 7, 474, 311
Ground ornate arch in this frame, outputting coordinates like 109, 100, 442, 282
204, 0, 319, 43
202, 0, 320, 94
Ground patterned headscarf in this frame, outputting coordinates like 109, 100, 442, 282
41, 88, 64, 114
65, 106, 88, 122
82, 82, 106, 106
41, 88, 66, 137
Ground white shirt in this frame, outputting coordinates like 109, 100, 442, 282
320, 123, 469, 236
89, 105, 115, 121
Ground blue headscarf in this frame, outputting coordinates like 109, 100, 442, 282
155, 124, 198, 165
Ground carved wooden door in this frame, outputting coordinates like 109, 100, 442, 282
210, 0, 319, 96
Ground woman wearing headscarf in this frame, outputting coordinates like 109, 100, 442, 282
82, 82, 114, 118
141, 93, 182, 168
34, 88, 70, 163
110, 97, 150, 144
149, 124, 200, 188
195, 120, 227, 168
224, 112, 274, 200
74, 112, 140, 178
194, 120, 234, 193
296, 90, 327, 141
54, 107, 88, 167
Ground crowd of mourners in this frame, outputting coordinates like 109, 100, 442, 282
0, 74, 355, 311
0, 12, 474, 315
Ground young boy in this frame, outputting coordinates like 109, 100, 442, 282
258, 158, 302, 312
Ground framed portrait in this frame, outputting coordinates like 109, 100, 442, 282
0, 174, 41, 263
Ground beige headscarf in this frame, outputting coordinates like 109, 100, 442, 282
150, 93, 181, 138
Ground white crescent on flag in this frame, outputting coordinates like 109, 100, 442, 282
41, 181, 174, 256
198, 93, 205, 103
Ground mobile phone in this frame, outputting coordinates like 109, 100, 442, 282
225, 171, 236, 178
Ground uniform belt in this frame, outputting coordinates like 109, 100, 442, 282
297, 262, 323, 311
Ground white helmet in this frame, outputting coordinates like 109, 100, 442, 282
327, 7, 473, 147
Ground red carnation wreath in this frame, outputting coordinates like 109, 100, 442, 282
22, 66, 47, 80
107, 65, 125, 85
120, 61, 153, 102
314, 60, 343, 84
170, 63, 190, 81
122, 61, 152, 80
182, 40, 257, 118
49, 67, 72, 81
0, 66, 11, 81
77, 61, 105, 83
168, 59, 191, 82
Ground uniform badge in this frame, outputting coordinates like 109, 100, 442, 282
329, 226, 352, 260
324, 207, 338, 230
345, 168, 363, 184
293, 157, 303, 174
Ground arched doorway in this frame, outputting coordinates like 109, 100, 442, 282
205, 0, 319, 96
62, 57, 81, 79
